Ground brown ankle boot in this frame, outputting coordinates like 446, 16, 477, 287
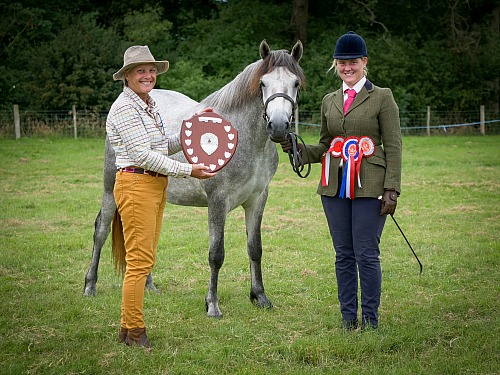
119, 327, 128, 344
125, 327, 151, 349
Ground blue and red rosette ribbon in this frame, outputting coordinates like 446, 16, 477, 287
321, 136, 375, 199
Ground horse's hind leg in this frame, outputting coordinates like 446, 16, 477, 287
83, 195, 157, 295
84, 199, 115, 296
244, 188, 273, 309
86, 137, 156, 296
145, 272, 157, 292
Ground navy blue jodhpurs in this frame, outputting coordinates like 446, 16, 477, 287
321, 195, 386, 325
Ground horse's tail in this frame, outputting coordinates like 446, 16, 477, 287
111, 209, 126, 275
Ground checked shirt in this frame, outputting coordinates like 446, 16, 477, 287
106, 87, 192, 178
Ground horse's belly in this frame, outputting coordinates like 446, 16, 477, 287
166, 178, 208, 207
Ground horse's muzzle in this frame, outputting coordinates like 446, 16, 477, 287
266, 118, 291, 143
268, 125, 290, 143
269, 134, 288, 143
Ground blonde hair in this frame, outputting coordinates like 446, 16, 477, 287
123, 68, 131, 87
327, 58, 368, 77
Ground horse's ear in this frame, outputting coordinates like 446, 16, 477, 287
260, 39, 271, 59
291, 40, 303, 62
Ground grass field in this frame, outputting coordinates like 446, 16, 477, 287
0, 135, 498, 374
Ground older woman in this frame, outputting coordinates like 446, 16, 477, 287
107, 45, 216, 348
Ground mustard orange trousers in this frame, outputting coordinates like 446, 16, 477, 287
113, 170, 168, 330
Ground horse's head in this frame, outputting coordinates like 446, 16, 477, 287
257, 40, 305, 143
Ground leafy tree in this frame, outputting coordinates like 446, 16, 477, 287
291, 0, 309, 44
157, 60, 226, 101
153, 0, 298, 103
302, 0, 499, 113
13, 12, 123, 110
174, 0, 293, 78
121, 4, 174, 55
0, 3, 56, 107
0, 0, 497, 115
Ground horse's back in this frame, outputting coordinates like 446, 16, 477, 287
150, 89, 209, 206
150, 89, 200, 135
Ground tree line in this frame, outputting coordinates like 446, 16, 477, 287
1, 0, 499, 115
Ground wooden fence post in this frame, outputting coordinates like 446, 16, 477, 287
72, 105, 77, 139
13, 104, 20, 139
480, 105, 485, 135
426, 106, 431, 136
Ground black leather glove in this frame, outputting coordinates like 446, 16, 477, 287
279, 136, 292, 153
380, 190, 398, 216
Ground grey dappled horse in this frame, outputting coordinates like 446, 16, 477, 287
84, 40, 305, 318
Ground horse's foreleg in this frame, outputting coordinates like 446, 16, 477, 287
205, 205, 226, 318
244, 188, 272, 309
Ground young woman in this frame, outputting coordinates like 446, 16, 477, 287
281, 32, 402, 330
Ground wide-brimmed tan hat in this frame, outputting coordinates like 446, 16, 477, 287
113, 45, 169, 81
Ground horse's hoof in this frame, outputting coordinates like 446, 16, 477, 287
83, 285, 96, 297
206, 301, 223, 318
145, 282, 159, 293
250, 292, 273, 309
261, 300, 273, 309
207, 309, 223, 319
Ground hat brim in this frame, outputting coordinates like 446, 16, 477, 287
333, 54, 367, 60
113, 61, 169, 81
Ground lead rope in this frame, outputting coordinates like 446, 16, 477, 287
287, 132, 311, 178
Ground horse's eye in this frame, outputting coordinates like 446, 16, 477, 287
294, 80, 300, 88
260, 81, 266, 88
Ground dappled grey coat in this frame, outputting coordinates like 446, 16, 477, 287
303, 80, 402, 198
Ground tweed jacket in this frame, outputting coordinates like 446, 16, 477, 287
303, 80, 402, 198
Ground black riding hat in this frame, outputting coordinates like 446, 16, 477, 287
333, 31, 368, 59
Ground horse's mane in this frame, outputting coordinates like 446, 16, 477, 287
203, 49, 306, 112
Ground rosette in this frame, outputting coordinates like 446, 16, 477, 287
355, 136, 375, 188
321, 136, 376, 199
321, 136, 344, 186
339, 137, 359, 199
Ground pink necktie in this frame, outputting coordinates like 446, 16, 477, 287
343, 89, 357, 114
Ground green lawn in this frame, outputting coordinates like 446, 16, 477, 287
0, 135, 498, 374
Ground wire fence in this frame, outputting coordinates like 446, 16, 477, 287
1, 107, 499, 138
297, 109, 500, 136
1, 109, 108, 138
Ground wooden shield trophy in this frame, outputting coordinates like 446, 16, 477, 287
180, 112, 238, 172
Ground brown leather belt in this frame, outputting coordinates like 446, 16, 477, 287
120, 167, 167, 178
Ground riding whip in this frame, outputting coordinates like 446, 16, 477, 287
390, 213, 423, 275
378, 195, 422, 275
